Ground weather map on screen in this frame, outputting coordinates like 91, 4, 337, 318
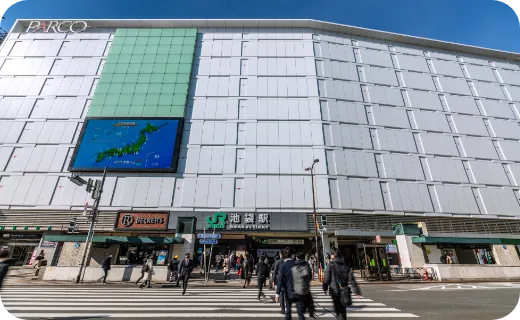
70, 118, 183, 171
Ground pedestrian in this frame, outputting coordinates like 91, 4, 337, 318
242, 252, 254, 288
292, 252, 316, 319
223, 255, 230, 280
275, 247, 298, 320
323, 248, 361, 320
139, 258, 154, 289
33, 250, 45, 268
229, 251, 235, 271
135, 257, 148, 285
309, 255, 317, 280
237, 254, 244, 273
168, 255, 180, 282
198, 254, 204, 276
440, 253, 447, 264
216, 253, 223, 272
0, 249, 14, 289
272, 250, 286, 314
177, 252, 194, 295
256, 254, 270, 301
447, 253, 453, 264
101, 253, 112, 284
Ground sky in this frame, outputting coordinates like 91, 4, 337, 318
1, 0, 519, 53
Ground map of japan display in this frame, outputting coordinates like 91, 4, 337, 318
72, 119, 180, 170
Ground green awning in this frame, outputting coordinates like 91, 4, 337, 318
412, 236, 520, 245
44, 235, 184, 244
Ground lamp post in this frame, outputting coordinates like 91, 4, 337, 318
305, 159, 321, 271
69, 168, 107, 283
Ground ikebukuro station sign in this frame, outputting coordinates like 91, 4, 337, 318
206, 212, 271, 230
25, 21, 89, 33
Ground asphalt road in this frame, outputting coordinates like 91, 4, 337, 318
4, 282, 520, 320
361, 282, 520, 320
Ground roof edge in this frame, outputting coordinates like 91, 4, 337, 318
9, 19, 520, 62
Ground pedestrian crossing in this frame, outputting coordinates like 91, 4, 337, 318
1, 286, 418, 318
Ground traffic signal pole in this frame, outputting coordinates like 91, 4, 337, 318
75, 168, 107, 283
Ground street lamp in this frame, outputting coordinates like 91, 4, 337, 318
69, 168, 107, 283
305, 159, 321, 272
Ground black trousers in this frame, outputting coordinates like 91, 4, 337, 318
176, 274, 190, 293
296, 293, 315, 318
135, 272, 144, 284
257, 278, 266, 298
331, 293, 347, 320
243, 272, 252, 287
279, 288, 287, 312
102, 268, 108, 283
284, 297, 298, 320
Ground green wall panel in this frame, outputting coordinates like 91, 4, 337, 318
89, 28, 197, 118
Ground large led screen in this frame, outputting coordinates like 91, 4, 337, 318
69, 118, 184, 172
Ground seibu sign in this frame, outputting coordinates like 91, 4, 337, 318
25, 21, 89, 33
115, 212, 169, 231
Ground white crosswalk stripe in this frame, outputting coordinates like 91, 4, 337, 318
1, 286, 419, 318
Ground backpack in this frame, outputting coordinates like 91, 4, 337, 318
291, 263, 311, 295
142, 263, 150, 273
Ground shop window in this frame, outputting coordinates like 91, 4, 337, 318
117, 244, 170, 266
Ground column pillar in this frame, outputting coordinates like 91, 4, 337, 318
172, 234, 195, 259
393, 223, 425, 268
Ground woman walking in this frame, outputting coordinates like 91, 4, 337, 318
139, 258, 154, 289
223, 255, 230, 280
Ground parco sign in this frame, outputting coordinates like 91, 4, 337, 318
25, 21, 89, 33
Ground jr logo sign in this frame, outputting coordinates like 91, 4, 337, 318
206, 212, 227, 229
25, 21, 89, 33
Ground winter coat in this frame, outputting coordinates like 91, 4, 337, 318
323, 257, 361, 297
272, 257, 284, 284
276, 259, 296, 300
168, 258, 179, 271
0, 258, 14, 289
144, 259, 154, 281
101, 257, 111, 270
243, 257, 254, 274
223, 259, 229, 273
255, 260, 270, 281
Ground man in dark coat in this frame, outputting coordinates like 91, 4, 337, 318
0, 249, 14, 289
275, 247, 296, 320
323, 248, 361, 320
101, 253, 112, 284
242, 252, 254, 288
177, 253, 194, 295
272, 250, 286, 313
255, 254, 270, 301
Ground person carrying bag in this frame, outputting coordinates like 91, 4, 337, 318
323, 248, 361, 320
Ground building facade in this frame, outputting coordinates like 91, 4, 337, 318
1, 19, 520, 280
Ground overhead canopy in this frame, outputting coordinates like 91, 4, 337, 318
44, 235, 184, 244
412, 236, 520, 245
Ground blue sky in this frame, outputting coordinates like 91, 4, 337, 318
2, 0, 519, 53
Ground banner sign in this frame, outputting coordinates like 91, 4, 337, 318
26, 21, 89, 33
115, 212, 169, 231
205, 212, 270, 230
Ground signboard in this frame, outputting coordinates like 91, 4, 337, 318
266, 239, 304, 245
197, 233, 221, 239
26, 21, 89, 33
199, 239, 218, 245
40, 241, 57, 248
70, 118, 184, 172
376, 235, 381, 243
115, 212, 169, 231
205, 212, 271, 230
386, 244, 398, 254
156, 250, 168, 265
1, 233, 42, 240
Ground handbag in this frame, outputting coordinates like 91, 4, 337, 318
332, 263, 352, 307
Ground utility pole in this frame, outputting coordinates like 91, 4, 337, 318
69, 168, 107, 283
305, 159, 321, 271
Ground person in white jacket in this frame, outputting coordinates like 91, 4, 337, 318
139, 258, 154, 289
